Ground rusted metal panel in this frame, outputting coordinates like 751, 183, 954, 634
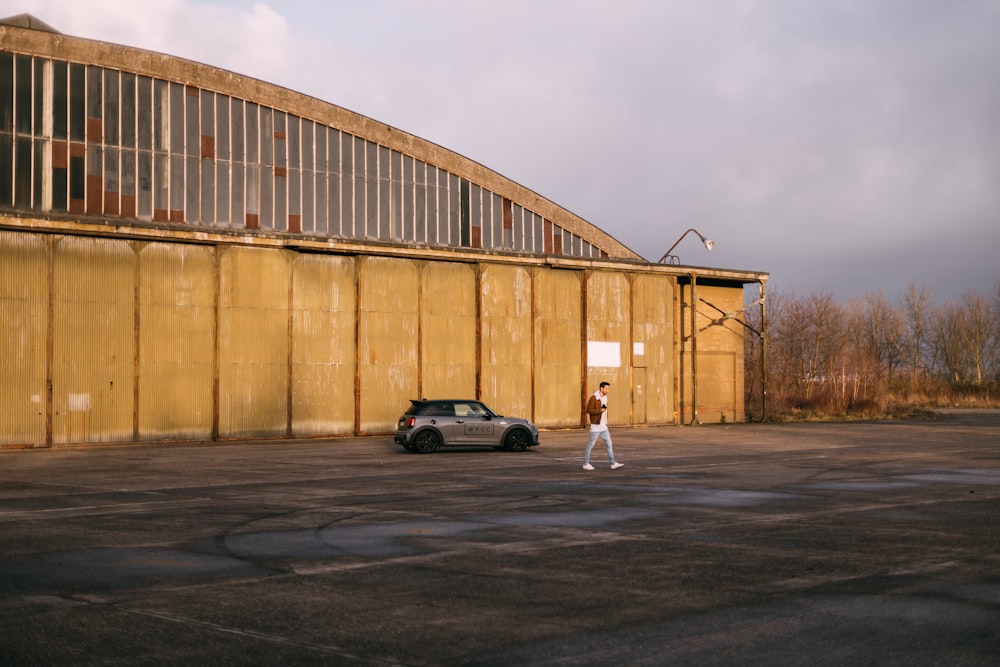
480, 264, 532, 418
137, 243, 216, 440
51, 236, 135, 444
421, 262, 476, 400
533, 268, 582, 427
585, 271, 632, 425
291, 254, 356, 436
0, 232, 48, 447
218, 246, 290, 438
631, 274, 674, 424
358, 257, 418, 434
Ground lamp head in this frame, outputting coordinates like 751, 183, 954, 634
703, 238, 715, 251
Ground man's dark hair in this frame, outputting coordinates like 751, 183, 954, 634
599, 382, 611, 389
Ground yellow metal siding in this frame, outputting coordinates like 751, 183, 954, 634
694, 285, 746, 423
421, 262, 476, 399
291, 254, 356, 435
0, 232, 49, 446
632, 274, 674, 424
585, 271, 632, 425
137, 243, 216, 440
218, 247, 291, 438
480, 264, 532, 417
358, 257, 418, 434
51, 237, 136, 444
533, 268, 583, 427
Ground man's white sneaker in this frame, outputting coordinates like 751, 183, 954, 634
610, 462, 624, 470
582, 464, 595, 471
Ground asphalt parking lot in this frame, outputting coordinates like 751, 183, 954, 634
1, 411, 999, 666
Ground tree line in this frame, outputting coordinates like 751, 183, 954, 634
743, 281, 1000, 420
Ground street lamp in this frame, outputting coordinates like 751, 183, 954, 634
657, 228, 714, 264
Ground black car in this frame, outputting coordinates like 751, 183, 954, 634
394, 399, 540, 453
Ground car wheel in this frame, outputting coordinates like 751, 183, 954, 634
412, 430, 441, 453
503, 429, 530, 452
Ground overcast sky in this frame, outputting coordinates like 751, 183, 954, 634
6, 0, 1000, 303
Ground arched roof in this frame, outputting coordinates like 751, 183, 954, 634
1, 17, 643, 261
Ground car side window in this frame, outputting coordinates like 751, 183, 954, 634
422, 403, 454, 417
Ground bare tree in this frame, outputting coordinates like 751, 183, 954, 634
899, 283, 934, 389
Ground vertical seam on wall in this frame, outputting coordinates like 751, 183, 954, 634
353, 256, 362, 436
475, 263, 482, 400
132, 241, 141, 441
45, 235, 55, 447
529, 267, 536, 423
286, 251, 294, 437
212, 245, 221, 441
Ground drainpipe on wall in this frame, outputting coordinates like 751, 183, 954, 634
690, 272, 699, 426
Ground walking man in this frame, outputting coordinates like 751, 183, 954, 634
583, 381, 623, 471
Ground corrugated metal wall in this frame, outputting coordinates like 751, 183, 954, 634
0, 232, 698, 447
138, 243, 216, 441
0, 232, 48, 446
52, 237, 135, 444
291, 254, 356, 436
533, 269, 583, 428
480, 264, 533, 420
631, 274, 675, 425
218, 247, 290, 438
358, 257, 419, 434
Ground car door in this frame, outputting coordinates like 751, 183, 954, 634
452, 401, 498, 445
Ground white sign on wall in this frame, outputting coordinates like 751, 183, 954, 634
587, 341, 621, 368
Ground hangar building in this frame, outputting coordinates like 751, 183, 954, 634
0, 14, 767, 448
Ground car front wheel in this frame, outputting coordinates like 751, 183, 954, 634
503, 429, 530, 452
412, 429, 441, 453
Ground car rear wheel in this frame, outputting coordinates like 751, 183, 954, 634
503, 429, 530, 452
412, 430, 441, 453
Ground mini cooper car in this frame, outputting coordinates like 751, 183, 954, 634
394, 399, 540, 453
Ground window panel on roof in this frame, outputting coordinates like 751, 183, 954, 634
301, 169, 313, 234
401, 154, 414, 242
259, 107, 272, 167
186, 153, 200, 222
365, 140, 378, 239
244, 102, 258, 163
69, 63, 85, 142
152, 151, 166, 218
0, 134, 11, 207
151, 79, 166, 151
103, 68, 119, 146
168, 82, 184, 156
232, 161, 245, 224
424, 165, 438, 244
300, 120, 312, 172
33, 59, 44, 138
121, 73, 136, 149
13, 137, 31, 207
0, 52, 12, 133
261, 165, 274, 230
414, 159, 427, 244
53, 60, 68, 140
200, 153, 214, 225
229, 98, 243, 162
339, 133, 352, 237
273, 110, 286, 168
389, 149, 402, 241
215, 94, 229, 161
86, 66, 102, 122
216, 160, 229, 226
15, 56, 32, 134
184, 87, 198, 159
377, 144, 390, 240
